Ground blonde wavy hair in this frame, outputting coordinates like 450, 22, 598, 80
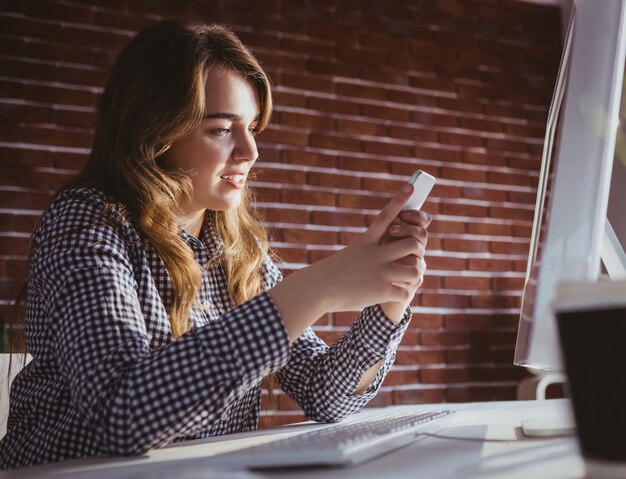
63, 21, 274, 338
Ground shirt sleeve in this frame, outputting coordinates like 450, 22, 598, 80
36, 201, 290, 456
265, 261, 411, 423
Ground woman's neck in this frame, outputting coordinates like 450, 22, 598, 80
180, 208, 206, 238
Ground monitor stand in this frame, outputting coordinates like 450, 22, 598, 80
521, 416, 576, 437
517, 372, 576, 437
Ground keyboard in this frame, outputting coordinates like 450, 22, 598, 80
209, 410, 454, 468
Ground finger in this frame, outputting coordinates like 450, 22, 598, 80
400, 210, 432, 228
386, 283, 414, 304
387, 224, 428, 249
388, 263, 422, 286
393, 257, 427, 287
394, 254, 420, 266
362, 183, 414, 244
381, 237, 423, 263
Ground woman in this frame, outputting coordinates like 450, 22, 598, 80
0, 21, 429, 469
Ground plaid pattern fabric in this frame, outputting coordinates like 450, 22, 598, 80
0, 188, 411, 469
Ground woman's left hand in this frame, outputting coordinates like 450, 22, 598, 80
379, 208, 431, 323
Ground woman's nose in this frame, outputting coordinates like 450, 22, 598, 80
233, 131, 258, 163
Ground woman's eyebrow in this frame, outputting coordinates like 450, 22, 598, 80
203, 113, 260, 121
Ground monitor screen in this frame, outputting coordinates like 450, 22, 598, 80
514, 0, 626, 371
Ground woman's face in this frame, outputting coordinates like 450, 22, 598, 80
167, 68, 260, 213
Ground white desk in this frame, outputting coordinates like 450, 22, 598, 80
2, 399, 588, 479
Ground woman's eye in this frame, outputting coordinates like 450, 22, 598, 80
210, 128, 230, 136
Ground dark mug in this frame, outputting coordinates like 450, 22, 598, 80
554, 280, 626, 477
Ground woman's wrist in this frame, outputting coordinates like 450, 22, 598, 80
380, 300, 410, 324
268, 266, 332, 342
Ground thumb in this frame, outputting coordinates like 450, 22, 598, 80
361, 183, 413, 244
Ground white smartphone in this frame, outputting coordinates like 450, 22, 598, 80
403, 170, 436, 210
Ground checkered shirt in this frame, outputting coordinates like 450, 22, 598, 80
0, 187, 411, 469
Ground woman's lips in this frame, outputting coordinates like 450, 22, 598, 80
220, 174, 246, 189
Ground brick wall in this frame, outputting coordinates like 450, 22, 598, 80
0, 0, 562, 427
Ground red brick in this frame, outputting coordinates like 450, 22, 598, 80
308, 171, 360, 189
309, 22, 359, 44
383, 369, 419, 386
278, 111, 330, 131
491, 240, 530, 255
490, 205, 534, 221
441, 202, 489, 218
414, 144, 461, 163
362, 140, 412, 157
281, 36, 334, 57
447, 347, 515, 365
491, 276, 525, 291
307, 96, 360, 116
308, 58, 359, 78
280, 72, 334, 93
361, 67, 409, 85
362, 103, 410, 122
336, 47, 386, 67
426, 255, 467, 271
281, 149, 335, 168
467, 221, 513, 236
459, 116, 505, 134
393, 387, 446, 404
439, 131, 484, 148
335, 118, 385, 136
489, 170, 535, 187
261, 207, 309, 224
395, 349, 446, 366
310, 133, 361, 152
419, 292, 470, 309
441, 166, 487, 183
512, 224, 533, 238
438, 96, 483, 114
311, 211, 366, 227
364, 389, 393, 408
272, 247, 308, 264
467, 258, 513, 272
337, 156, 389, 173
421, 330, 469, 346
254, 186, 280, 202
273, 90, 307, 108
443, 275, 490, 290
259, 127, 308, 146
508, 190, 537, 204
421, 367, 470, 384
471, 293, 520, 309
255, 167, 306, 185
463, 186, 507, 202
337, 192, 388, 210
463, 150, 508, 167
442, 238, 490, 253
282, 188, 336, 207
388, 124, 438, 143
336, 82, 387, 101
387, 52, 437, 74
428, 220, 466, 235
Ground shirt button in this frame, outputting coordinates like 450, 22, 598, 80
220, 410, 229, 421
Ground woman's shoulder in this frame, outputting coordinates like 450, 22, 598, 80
35, 187, 138, 247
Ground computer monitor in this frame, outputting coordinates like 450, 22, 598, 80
514, 0, 626, 372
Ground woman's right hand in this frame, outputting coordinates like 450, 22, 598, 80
269, 183, 422, 342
